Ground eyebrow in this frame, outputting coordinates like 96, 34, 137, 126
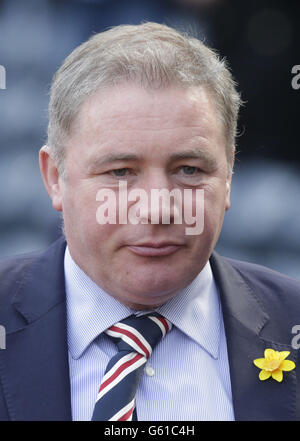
169, 148, 218, 171
88, 153, 140, 172
88, 148, 218, 172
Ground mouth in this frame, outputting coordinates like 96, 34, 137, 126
126, 242, 184, 257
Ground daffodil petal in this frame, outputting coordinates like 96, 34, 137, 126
279, 351, 290, 361
280, 360, 296, 371
254, 358, 266, 369
272, 370, 283, 382
259, 370, 272, 381
264, 348, 275, 359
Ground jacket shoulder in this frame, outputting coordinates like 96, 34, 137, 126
0, 251, 41, 322
225, 255, 300, 290
221, 255, 300, 321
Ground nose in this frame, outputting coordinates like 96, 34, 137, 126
135, 170, 182, 225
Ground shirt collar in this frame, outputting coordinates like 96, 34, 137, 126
65, 246, 221, 360
156, 261, 221, 359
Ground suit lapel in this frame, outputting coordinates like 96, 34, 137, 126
0, 238, 72, 421
210, 252, 297, 421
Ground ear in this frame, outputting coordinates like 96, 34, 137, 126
224, 147, 235, 212
225, 169, 233, 212
39, 145, 63, 212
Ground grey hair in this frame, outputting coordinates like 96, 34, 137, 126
47, 22, 242, 177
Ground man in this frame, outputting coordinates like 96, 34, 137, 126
0, 22, 299, 421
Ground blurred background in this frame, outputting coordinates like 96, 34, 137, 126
0, 0, 299, 279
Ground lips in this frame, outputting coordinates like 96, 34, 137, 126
127, 242, 184, 257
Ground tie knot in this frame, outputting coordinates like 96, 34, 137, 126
105, 313, 172, 359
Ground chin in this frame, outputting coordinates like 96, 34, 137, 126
118, 290, 176, 310
125, 275, 183, 302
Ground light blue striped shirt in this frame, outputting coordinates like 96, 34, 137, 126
65, 246, 234, 421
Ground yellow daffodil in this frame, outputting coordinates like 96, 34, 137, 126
253, 348, 296, 382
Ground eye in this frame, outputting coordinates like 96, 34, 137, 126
180, 166, 201, 175
111, 168, 130, 177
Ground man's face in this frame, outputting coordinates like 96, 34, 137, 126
48, 84, 232, 309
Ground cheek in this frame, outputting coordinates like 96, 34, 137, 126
64, 192, 92, 225
62, 183, 102, 241
202, 185, 228, 230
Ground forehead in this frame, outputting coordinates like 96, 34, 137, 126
68, 84, 225, 159
77, 84, 217, 126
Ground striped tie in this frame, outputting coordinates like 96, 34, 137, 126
91, 313, 172, 421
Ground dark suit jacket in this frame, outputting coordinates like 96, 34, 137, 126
0, 236, 300, 420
